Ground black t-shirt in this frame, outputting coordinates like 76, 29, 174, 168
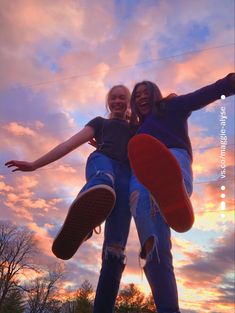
86, 116, 136, 162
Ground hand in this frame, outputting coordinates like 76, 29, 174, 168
5, 160, 36, 172
229, 73, 235, 91
88, 138, 98, 148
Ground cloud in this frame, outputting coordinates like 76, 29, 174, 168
3, 122, 36, 136
179, 230, 234, 285
0, 1, 234, 311
54, 61, 110, 112
0, 176, 13, 193
27, 221, 53, 254
172, 230, 234, 312
192, 147, 234, 180
189, 123, 216, 150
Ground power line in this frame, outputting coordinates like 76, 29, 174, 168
6, 43, 234, 90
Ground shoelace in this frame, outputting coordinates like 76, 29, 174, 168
94, 225, 101, 234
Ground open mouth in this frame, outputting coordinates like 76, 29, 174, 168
139, 101, 149, 108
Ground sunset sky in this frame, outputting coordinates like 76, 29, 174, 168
0, 1, 234, 312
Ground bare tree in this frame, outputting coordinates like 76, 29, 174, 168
26, 263, 64, 313
0, 220, 39, 310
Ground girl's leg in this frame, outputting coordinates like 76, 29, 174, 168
81, 151, 116, 191
130, 174, 180, 313
93, 162, 131, 313
52, 152, 116, 260
143, 213, 180, 313
128, 135, 194, 232
129, 148, 192, 313
169, 148, 193, 197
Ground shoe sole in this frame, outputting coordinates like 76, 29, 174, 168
52, 185, 116, 260
128, 134, 194, 232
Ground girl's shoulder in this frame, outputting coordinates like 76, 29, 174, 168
159, 94, 190, 116
88, 116, 105, 123
86, 116, 105, 129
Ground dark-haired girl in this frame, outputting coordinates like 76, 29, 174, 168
128, 73, 235, 313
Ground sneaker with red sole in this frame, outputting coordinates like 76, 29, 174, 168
52, 185, 116, 260
128, 134, 194, 232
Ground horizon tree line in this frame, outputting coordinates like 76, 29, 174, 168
0, 220, 155, 313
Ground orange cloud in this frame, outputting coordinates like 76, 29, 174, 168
0, 176, 13, 193
4, 122, 36, 136
0, 2, 234, 311
27, 221, 53, 255
55, 62, 110, 112
192, 147, 234, 179
189, 123, 216, 150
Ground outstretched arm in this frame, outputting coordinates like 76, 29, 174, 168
167, 73, 235, 113
5, 126, 95, 172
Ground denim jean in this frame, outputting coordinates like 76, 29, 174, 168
82, 152, 132, 313
129, 148, 193, 313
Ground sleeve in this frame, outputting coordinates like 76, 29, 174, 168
166, 73, 235, 114
85, 116, 103, 136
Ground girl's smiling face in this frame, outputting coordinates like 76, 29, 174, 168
108, 86, 129, 119
135, 83, 152, 117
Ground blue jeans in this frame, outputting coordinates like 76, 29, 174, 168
83, 152, 132, 313
129, 148, 193, 313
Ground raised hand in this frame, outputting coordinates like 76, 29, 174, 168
229, 73, 235, 91
5, 160, 35, 172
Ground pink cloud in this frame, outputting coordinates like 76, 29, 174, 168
189, 123, 216, 150
0, 176, 13, 193
0, 2, 234, 310
178, 229, 234, 286
192, 148, 234, 179
54, 61, 110, 111
27, 221, 54, 255
4, 122, 36, 136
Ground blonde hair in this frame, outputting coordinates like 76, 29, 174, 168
106, 85, 131, 120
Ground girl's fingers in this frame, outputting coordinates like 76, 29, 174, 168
6, 164, 14, 168
5, 161, 16, 167
5, 161, 33, 172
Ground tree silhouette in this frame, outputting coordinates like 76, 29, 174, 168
25, 263, 64, 313
144, 294, 155, 312
0, 220, 156, 312
115, 283, 146, 313
74, 280, 93, 313
0, 220, 39, 310
0, 289, 25, 313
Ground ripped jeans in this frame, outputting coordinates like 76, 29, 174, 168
81, 151, 132, 313
129, 148, 193, 313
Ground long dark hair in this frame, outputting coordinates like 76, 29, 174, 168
130, 81, 176, 125
130, 81, 163, 125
